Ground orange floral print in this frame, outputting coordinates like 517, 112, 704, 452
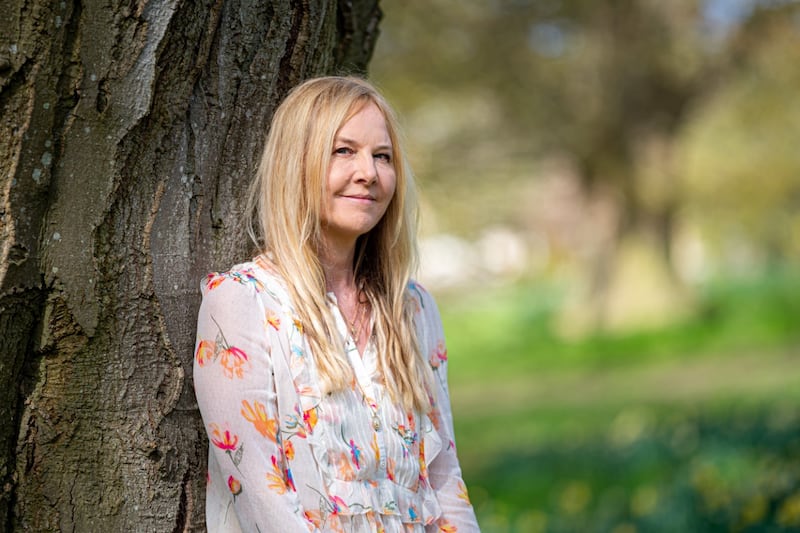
365, 511, 386, 533
197, 264, 481, 531
284, 439, 295, 461
434, 341, 448, 363
266, 311, 281, 330
206, 273, 226, 290
418, 438, 429, 485
219, 346, 248, 379
335, 451, 356, 481
210, 424, 239, 451
457, 480, 471, 504
210, 423, 243, 472
206, 269, 264, 291
386, 456, 396, 482
428, 406, 443, 431
326, 514, 347, 533
227, 475, 242, 498
371, 433, 380, 463
195, 340, 216, 367
304, 407, 318, 432
201, 315, 251, 379
394, 420, 418, 459
303, 509, 322, 530
437, 519, 458, 532
284, 405, 318, 439
430, 341, 449, 391
330, 495, 348, 515
241, 400, 278, 442
266, 455, 290, 494
285, 465, 296, 492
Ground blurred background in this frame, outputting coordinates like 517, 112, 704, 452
370, 1, 800, 531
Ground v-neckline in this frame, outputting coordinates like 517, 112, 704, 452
328, 292, 374, 360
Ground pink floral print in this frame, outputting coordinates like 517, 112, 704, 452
193, 259, 480, 532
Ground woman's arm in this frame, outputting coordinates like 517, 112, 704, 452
194, 274, 318, 532
415, 284, 481, 532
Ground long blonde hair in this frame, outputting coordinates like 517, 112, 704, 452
248, 76, 433, 412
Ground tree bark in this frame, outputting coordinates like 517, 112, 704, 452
0, 1, 381, 530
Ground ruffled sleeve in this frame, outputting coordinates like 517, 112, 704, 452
193, 271, 320, 532
411, 283, 481, 532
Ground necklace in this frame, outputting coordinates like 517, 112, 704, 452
343, 298, 381, 431
352, 366, 382, 432
347, 294, 368, 342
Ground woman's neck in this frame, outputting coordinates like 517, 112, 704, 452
319, 241, 357, 295
319, 238, 371, 355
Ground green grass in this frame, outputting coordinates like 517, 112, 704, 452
461, 403, 800, 533
441, 272, 800, 378
438, 270, 800, 532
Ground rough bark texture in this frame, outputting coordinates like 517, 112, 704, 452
0, 1, 381, 530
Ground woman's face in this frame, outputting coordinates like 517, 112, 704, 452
321, 102, 397, 250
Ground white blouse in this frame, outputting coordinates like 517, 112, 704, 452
193, 256, 480, 532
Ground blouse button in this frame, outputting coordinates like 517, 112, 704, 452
372, 414, 382, 431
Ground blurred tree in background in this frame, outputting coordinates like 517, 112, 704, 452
372, 1, 800, 531
373, 0, 800, 332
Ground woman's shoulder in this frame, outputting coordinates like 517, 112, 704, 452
201, 255, 289, 304
406, 279, 442, 320
407, 278, 434, 305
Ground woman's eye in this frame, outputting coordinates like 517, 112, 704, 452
375, 153, 392, 163
334, 147, 353, 155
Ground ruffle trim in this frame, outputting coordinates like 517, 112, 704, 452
324, 476, 443, 526
243, 257, 448, 526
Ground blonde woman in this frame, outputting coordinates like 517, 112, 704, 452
193, 76, 480, 532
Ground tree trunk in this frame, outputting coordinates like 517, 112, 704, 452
0, 1, 381, 530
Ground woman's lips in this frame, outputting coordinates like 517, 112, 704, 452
342, 194, 375, 202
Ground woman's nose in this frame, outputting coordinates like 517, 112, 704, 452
354, 152, 378, 183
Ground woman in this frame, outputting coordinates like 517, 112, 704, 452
193, 76, 480, 532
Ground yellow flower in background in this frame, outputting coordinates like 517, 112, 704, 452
777, 491, 800, 527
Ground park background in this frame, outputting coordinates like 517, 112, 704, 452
2, 0, 798, 529
372, 1, 800, 531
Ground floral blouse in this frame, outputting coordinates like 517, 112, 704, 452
193, 256, 480, 532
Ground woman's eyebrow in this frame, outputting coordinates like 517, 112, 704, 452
334, 136, 392, 151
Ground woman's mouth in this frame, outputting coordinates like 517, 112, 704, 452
342, 194, 375, 202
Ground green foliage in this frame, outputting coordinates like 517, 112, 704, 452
467, 405, 800, 532
440, 271, 800, 531
677, 14, 800, 261
372, 0, 800, 263
441, 270, 800, 377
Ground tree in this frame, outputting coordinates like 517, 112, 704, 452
373, 0, 800, 330
679, 6, 800, 268
0, 1, 380, 530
